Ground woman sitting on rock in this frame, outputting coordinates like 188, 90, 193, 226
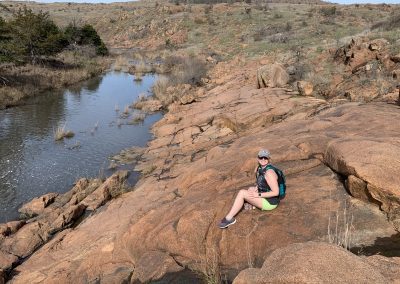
218, 149, 280, 229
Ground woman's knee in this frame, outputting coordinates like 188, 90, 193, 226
238, 189, 247, 198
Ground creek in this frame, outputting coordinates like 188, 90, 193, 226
0, 71, 161, 223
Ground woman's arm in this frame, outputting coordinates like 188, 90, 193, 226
259, 169, 279, 198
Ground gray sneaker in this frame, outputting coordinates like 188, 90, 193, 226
218, 217, 236, 229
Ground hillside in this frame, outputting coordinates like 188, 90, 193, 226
1, 1, 400, 283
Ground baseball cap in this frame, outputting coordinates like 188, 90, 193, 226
258, 149, 270, 158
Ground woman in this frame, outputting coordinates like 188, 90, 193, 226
218, 149, 279, 229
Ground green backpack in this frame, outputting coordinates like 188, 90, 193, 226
256, 164, 286, 199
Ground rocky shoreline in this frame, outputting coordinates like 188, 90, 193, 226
0, 171, 129, 282
1, 53, 399, 283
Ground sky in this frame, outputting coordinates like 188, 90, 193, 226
333, 0, 400, 3
17, 0, 400, 3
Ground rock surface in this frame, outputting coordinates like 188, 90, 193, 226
233, 242, 395, 284
18, 193, 58, 218
0, 171, 129, 277
332, 37, 399, 102
4, 58, 400, 283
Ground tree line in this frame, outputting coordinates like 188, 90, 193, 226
0, 7, 108, 65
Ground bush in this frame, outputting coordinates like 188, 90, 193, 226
0, 7, 108, 64
171, 56, 207, 86
320, 6, 336, 17
3, 7, 68, 64
371, 14, 400, 31
0, 17, 12, 62
152, 77, 170, 103
64, 23, 108, 56
253, 28, 266, 42
163, 55, 207, 86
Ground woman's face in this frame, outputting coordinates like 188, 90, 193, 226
258, 156, 269, 166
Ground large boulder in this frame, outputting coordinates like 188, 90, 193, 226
324, 139, 400, 229
256, 64, 289, 88
233, 242, 391, 284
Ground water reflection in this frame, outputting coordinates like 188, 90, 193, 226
0, 71, 161, 223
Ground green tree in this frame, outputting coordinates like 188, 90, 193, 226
64, 22, 81, 44
64, 23, 108, 55
8, 7, 68, 63
0, 17, 9, 41
0, 17, 13, 62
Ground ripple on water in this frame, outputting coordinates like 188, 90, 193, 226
0, 71, 161, 223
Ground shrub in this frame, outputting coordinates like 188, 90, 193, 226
54, 124, 74, 141
4, 7, 68, 64
129, 113, 146, 124
64, 23, 108, 55
152, 77, 170, 102
0, 8, 108, 64
371, 14, 400, 31
285, 22, 292, 32
135, 60, 152, 73
320, 6, 336, 17
164, 55, 207, 86
253, 28, 266, 42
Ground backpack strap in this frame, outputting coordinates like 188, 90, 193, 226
265, 164, 277, 173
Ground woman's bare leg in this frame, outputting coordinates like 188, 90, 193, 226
226, 187, 264, 220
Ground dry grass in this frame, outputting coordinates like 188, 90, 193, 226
152, 77, 171, 105
129, 113, 146, 124
117, 119, 122, 127
131, 92, 147, 109
133, 73, 143, 81
142, 165, 157, 176
113, 55, 130, 72
195, 245, 223, 284
54, 124, 75, 141
214, 116, 239, 133
138, 92, 146, 101
123, 105, 130, 115
163, 55, 207, 86
135, 60, 153, 73
328, 202, 354, 251
0, 54, 110, 109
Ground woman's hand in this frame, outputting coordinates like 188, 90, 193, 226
248, 186, 258, 199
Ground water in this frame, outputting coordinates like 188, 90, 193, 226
0, 71, 162, 223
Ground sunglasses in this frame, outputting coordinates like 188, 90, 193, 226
258, 156, 269, 160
